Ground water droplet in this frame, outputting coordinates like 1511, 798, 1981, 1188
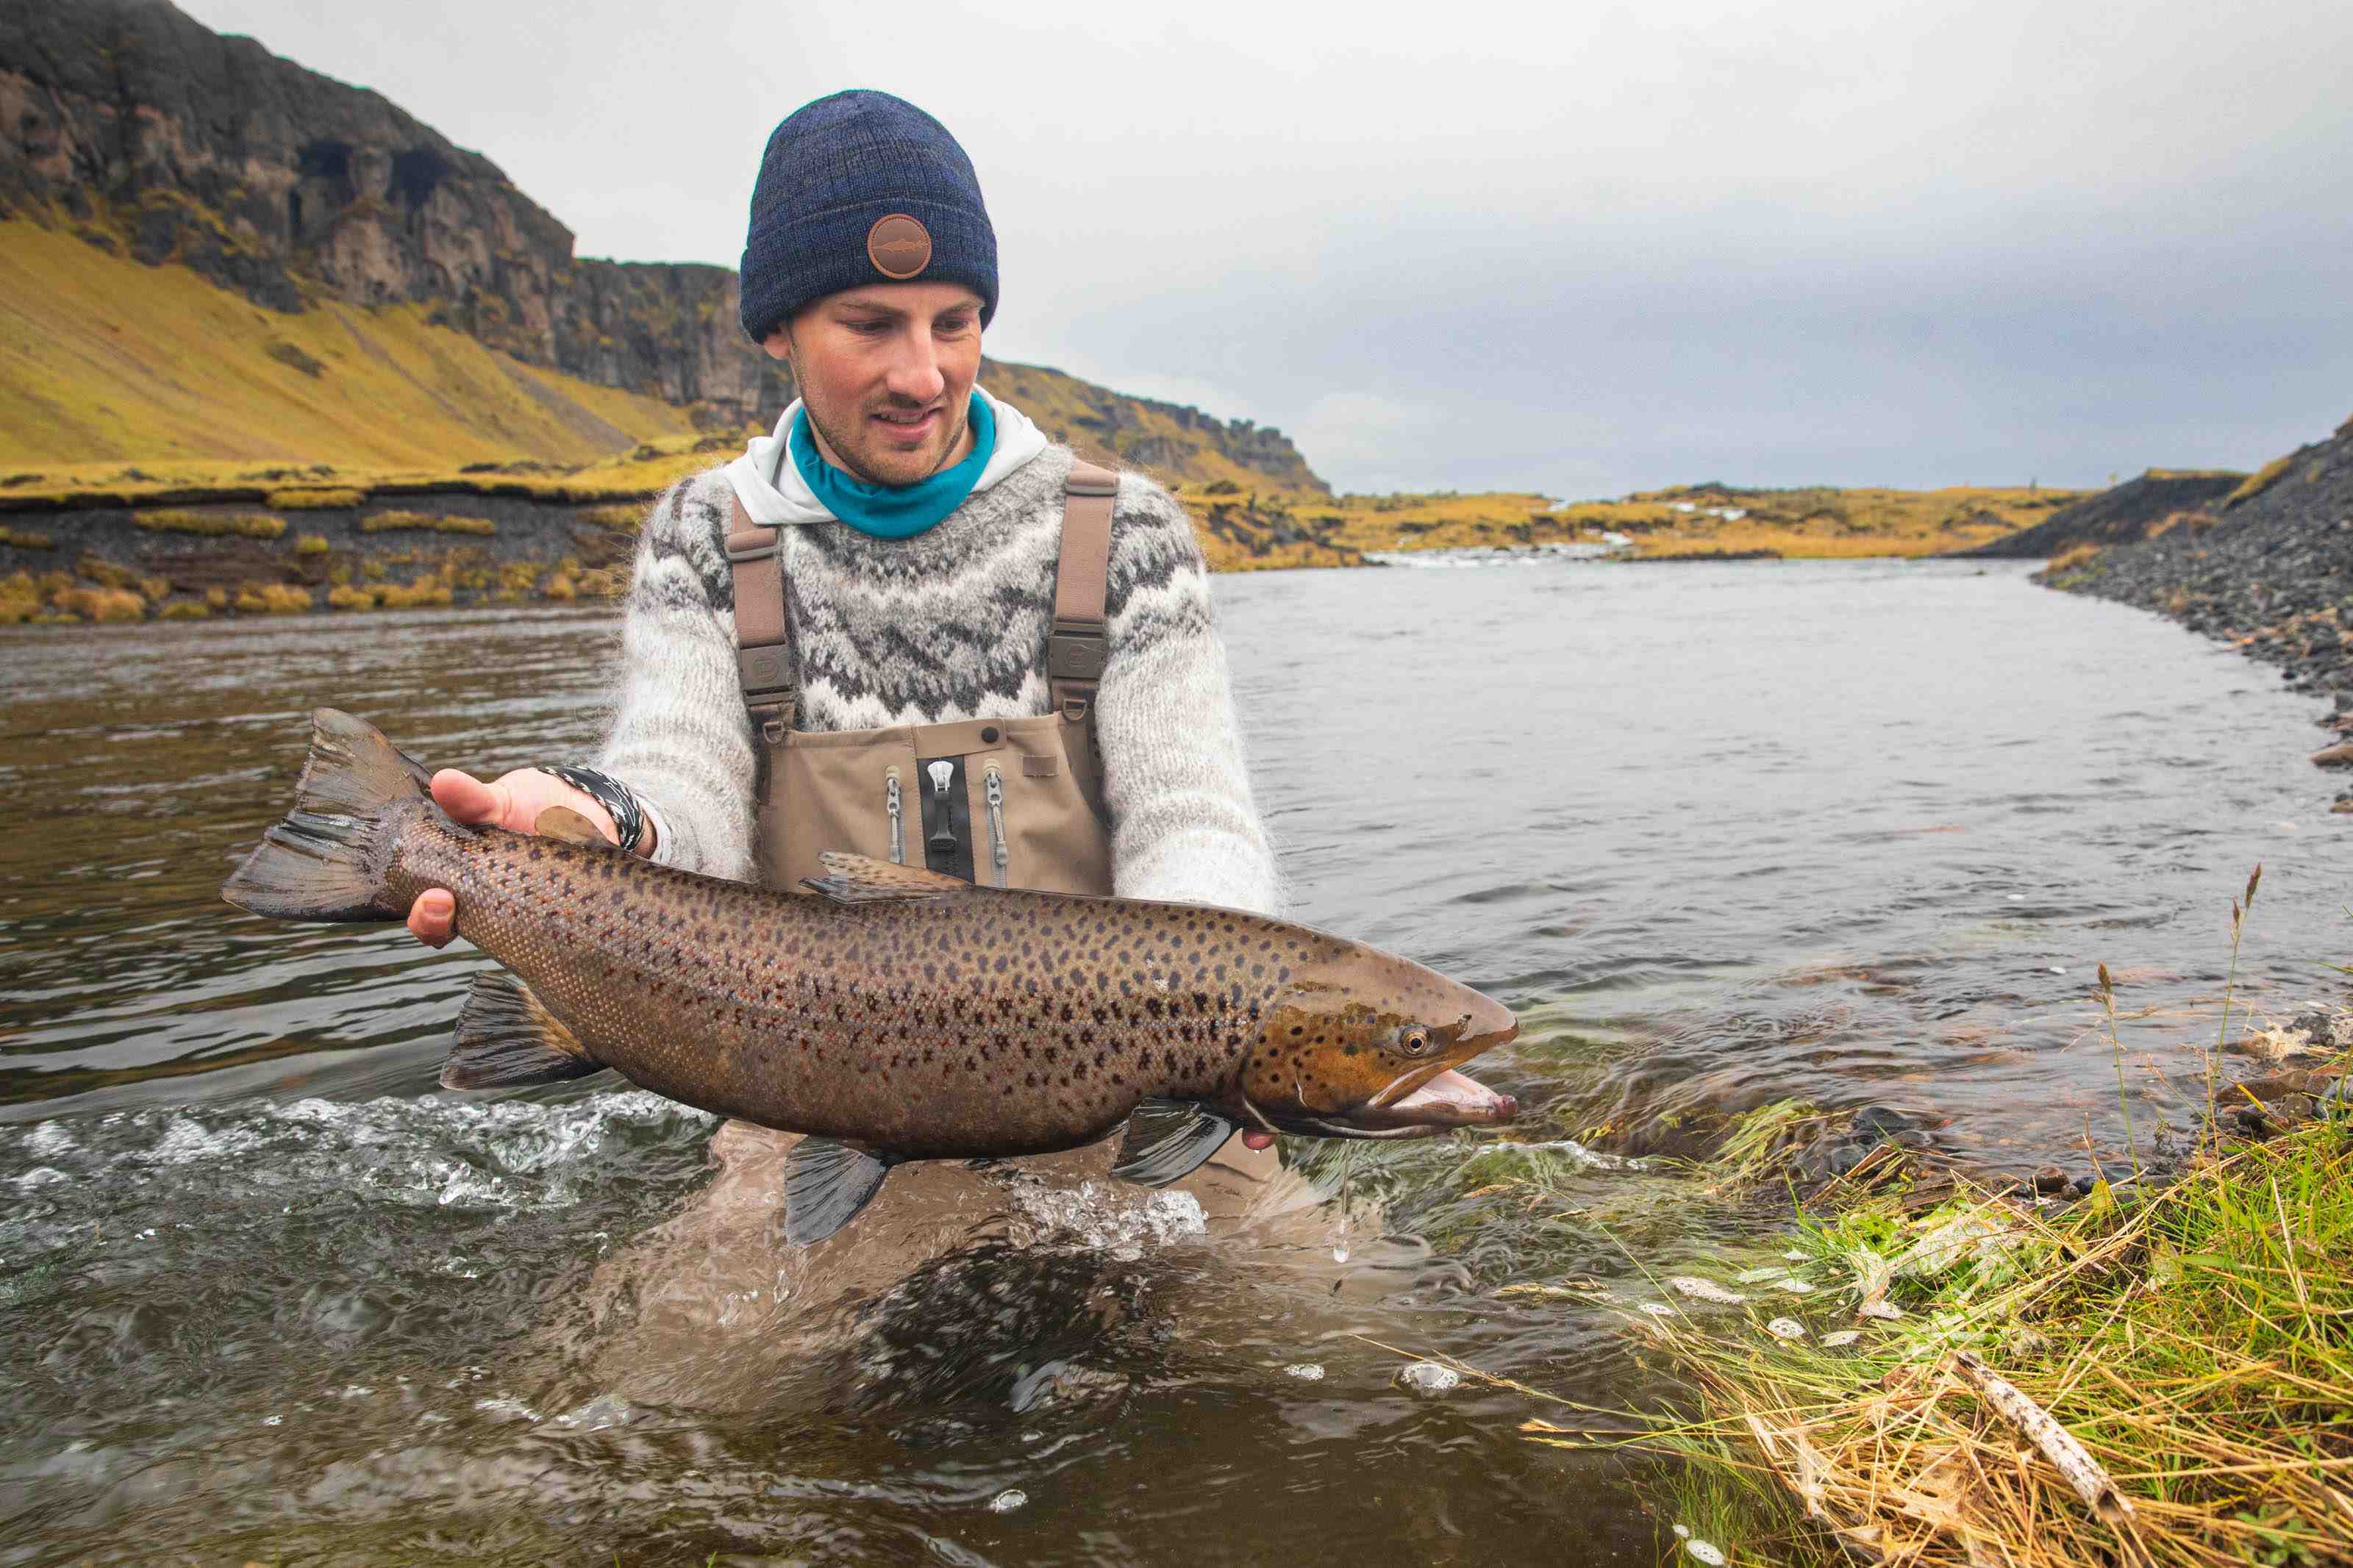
1821, 1331, 1860, 1347
262, 1414, 282, 1426
1687, 1539, 1727, 1565
989, 1489, 1027, 1513
1331, 1246, 1349, 1264
1767, 1317, 1807, 1341
1282, 1363, 1326, 1381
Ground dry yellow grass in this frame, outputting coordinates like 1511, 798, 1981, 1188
2049, 542, 2101, 571
232, 582, 312, 614
266, 487, 365, 509
133, 509, 285, 540
357, 512, 497, 536
0, 220, 699, 470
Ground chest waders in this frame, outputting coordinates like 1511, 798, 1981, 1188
717, 457, 1285, 1214
724, 461, 1121, 896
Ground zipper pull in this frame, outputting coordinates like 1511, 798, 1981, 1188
885, 768, 904, 864
925, 758, 957, 857
982, 764, 1008, 887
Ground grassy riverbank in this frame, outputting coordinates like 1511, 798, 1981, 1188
1621, 1109, 2352, 1567
0, 434, 2091, 626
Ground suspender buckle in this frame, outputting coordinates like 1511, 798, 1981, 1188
1047, 623, 1108, 681
740, 645, 793, 701
724, 529, 779, 562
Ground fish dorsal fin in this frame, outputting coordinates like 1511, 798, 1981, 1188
533, 805, 617, 849
799, 851, 968, 903
1112, 1098, 1241, 1188
440, 971, 602, 1089
782, 1137, 902, 1244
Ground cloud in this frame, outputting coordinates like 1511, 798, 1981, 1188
181, 0, 2353, 495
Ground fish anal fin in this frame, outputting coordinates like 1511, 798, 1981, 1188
440, 971, 601, 1089
1112, 1098, 1240, 1188
533, 805, 618, 849
799, 851, 968, 903
783, 1137, 902, 1244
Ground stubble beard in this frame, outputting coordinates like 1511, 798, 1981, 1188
803, 393, 968, 490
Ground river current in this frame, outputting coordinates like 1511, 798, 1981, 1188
2, 558, 2345, 1564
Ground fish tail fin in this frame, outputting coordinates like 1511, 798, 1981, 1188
220, 708, 432, 921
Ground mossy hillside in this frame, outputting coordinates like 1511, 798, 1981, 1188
0, 220, 704, 472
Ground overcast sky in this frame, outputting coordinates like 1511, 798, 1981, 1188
182, 0, 2352, 496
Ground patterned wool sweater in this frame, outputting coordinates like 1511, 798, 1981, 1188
591, 442, 1282, 917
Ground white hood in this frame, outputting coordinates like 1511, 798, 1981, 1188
724, 386, 1050, 528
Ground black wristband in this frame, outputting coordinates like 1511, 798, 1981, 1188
535, 765, 646, 856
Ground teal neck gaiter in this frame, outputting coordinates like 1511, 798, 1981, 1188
788, 392, 995, 540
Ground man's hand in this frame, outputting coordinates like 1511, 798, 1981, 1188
404, 768, 630, 948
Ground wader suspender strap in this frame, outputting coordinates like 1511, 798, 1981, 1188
724, 459, 1118, 732
725, 493, 795, 734
1049, 461, 1118, 726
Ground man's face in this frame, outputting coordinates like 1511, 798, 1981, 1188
763, 282, 985, 487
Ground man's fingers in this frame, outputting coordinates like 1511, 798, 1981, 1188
407, 888, 456, 949
429, 768, 502, 825
1242, 1131, 1276, 1150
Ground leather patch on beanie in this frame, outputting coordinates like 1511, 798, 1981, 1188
865, 215, 932, 279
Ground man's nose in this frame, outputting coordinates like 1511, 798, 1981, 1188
883, 326, 946, 405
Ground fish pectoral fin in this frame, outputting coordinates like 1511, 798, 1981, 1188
782, 1138, 903, 1245
1111, 1098, 1241, 1188
799, 851, 969, 903
532, 805, 621, 850
439, 972, 602, 1089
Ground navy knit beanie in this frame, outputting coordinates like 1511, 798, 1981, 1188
738, 90, 999, 343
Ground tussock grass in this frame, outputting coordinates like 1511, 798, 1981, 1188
0, 524, 54, 549
232, 581, 311, 614
133, 509, 285, 539
2049, 542, 2102, 571
357, 511, 496, 536
265, 487, 365, 509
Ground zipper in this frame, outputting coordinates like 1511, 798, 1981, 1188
982, 764, 1008, 887
885, 767, 904, 864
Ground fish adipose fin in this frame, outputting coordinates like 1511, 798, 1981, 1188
220, 708, 434, 922
1112, 1099, 1241, 1187
532, 805, 622, 850
800, 852, 969, 904
440, 972, 601, 1089
783, 1137, 903, 1244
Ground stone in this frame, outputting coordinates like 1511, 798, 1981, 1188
2030, 1166, 2071, 1194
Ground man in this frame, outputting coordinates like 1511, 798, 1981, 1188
403, 90, 1285, 1194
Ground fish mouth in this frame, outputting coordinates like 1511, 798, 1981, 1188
1279, 1069, 1519, 1140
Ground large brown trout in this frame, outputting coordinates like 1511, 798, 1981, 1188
223, 711, 1519, 1240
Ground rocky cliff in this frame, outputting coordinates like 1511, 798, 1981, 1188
0, 0, 1323, 489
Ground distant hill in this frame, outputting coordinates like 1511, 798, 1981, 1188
0, 0, 1326, 492
1965, 470, 2245, 559
2045, 415, 2353, 679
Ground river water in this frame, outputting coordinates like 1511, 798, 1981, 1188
2, 558, 2346, 1564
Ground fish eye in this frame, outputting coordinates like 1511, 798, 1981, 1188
1399, 1027, 1432, 1056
